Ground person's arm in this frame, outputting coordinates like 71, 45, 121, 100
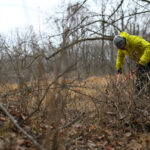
139, 46, 150, 66
116, 49, 126, 72
134, 36, 150, 66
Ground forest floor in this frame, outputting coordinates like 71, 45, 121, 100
0, 75, 150, 150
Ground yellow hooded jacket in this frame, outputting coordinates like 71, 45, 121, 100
116, 31, 150, 70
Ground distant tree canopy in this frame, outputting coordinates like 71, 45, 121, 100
0, 0, 150, 83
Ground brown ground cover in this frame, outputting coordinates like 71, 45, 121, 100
0, 75, 150, 149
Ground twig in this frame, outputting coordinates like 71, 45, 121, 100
136, 80, 150, 98
0, 103, 45, 150
20, 61, 78, 125
61, 112, 85, 129
67, 88, 108, 104
136, 71, 150, 98
108, 0, 124, 19
141, 0, 150, 4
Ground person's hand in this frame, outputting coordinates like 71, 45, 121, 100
117, 68, 122, 74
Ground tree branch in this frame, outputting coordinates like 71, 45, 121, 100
140, 0, 150, 4
46, 36, 113, 60
0, 103, 45, 150
108, 0, 124, 19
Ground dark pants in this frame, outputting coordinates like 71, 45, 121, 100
135, 63, 150, 96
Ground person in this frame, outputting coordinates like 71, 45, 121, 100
113, 31, 150, 96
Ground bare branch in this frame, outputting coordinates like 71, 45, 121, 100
67, 0, 88, 20
20, 60, 79, 125
0, 103, 45, 150
140, 0, 150, 4
108, 0, 124, 19
46, 36, 113, 60
61, 112, 85, 129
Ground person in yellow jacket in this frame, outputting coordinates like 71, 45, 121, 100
113, 31, 150, 95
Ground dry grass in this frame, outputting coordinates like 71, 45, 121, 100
1, 75, 150, 150
0, 75, 112, 106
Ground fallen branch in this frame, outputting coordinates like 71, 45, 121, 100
61, 112, 85, 129
0, 103, 45, 150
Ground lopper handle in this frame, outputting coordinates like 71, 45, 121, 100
121, 67, 139, 84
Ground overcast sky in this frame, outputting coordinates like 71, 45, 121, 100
0, 0, 81, 34
0, 0, 104, 35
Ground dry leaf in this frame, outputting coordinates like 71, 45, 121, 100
129, 140, 142, 150
0, 117, 6, 121
89, 125, 95, 132
96, 140, 108, 147
124, 132, 132, 138
107, 144, 115, 150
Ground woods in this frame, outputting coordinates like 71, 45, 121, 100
0, 0, 150, 149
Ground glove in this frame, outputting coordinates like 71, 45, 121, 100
117, 68, 122, 74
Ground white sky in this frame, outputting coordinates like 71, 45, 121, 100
0, 0, 100, 35
0, 0, 68, 34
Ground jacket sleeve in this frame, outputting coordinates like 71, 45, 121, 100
116, 49, 126, 70
133, 36, 150, 66
139, 45, 150, 66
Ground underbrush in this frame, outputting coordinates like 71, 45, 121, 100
0, 75, 150, 150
